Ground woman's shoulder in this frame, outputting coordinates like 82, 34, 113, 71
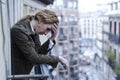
11, 24, 27, 34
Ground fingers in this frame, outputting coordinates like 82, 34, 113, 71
49, 23, 58, 41
59, 56, 69, 70
51, 27, 57, 34
51, 23, 58, 34
53, 23, 58, 29
63, 59, 69, 70
63, 62, 69, 70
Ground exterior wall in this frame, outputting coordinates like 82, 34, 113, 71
80, 16, 97, 39
102, 1, 120, 79
79, 12, 104, 54
0, 0, 9, 79
102, 17, 109, 52
96, 16, 107, 58
108, 16, 120, 62
8, 0, 24, 27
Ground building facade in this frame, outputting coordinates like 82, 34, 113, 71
102, 0, 120, 79
79, 11, 105, 55
47, 0, 80, 80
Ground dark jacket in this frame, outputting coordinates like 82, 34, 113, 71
11, 19, 59, 75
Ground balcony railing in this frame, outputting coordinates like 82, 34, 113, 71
69, 21, 78, 25
108, 33, 120, 44
103, 31, 120, 45
58, 35, 67, 41
69, 34, 78, 40
7, 64, 50, 80
7, 74, 49, 80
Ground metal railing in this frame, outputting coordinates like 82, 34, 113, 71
7, 65, 50, 80
7, 74, 49, 80
103, 31, 120, 44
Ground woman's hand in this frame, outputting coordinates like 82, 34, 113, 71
59, 56, 69, 70
50, 23, 58, 41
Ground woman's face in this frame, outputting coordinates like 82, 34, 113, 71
34, 21, 52, 35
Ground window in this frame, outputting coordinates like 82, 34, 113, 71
114, 22, 116, 35
118, 2, 120, 9
109, 21, 112, 32
119, 22, 120, 35
115, 2, 118, 10
68, 1, 72, 8
111, 4, 113, 10
73, 1, 77, 9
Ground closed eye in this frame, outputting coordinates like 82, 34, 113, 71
47, 28, 51, 31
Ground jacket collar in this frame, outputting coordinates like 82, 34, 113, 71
14, 18, 38, 36
22, 19, 35, 35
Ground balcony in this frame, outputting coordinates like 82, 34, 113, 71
69, 59, 78, 66
58, 28, 67, 41
103, 31, 120, 44
108, 33, 120, 44
58, 35, 67, 41
69, 21, 78, 25
69, 54, 78, 66
69, 34, 78, 41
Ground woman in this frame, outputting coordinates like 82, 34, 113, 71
11, 9, 68, 80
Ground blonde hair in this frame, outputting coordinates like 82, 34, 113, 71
35, 9, 59, 24
15, 15, 31, 25
15, 9, 59, 25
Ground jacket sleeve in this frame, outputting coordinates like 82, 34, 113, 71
11, 28, 59, 68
